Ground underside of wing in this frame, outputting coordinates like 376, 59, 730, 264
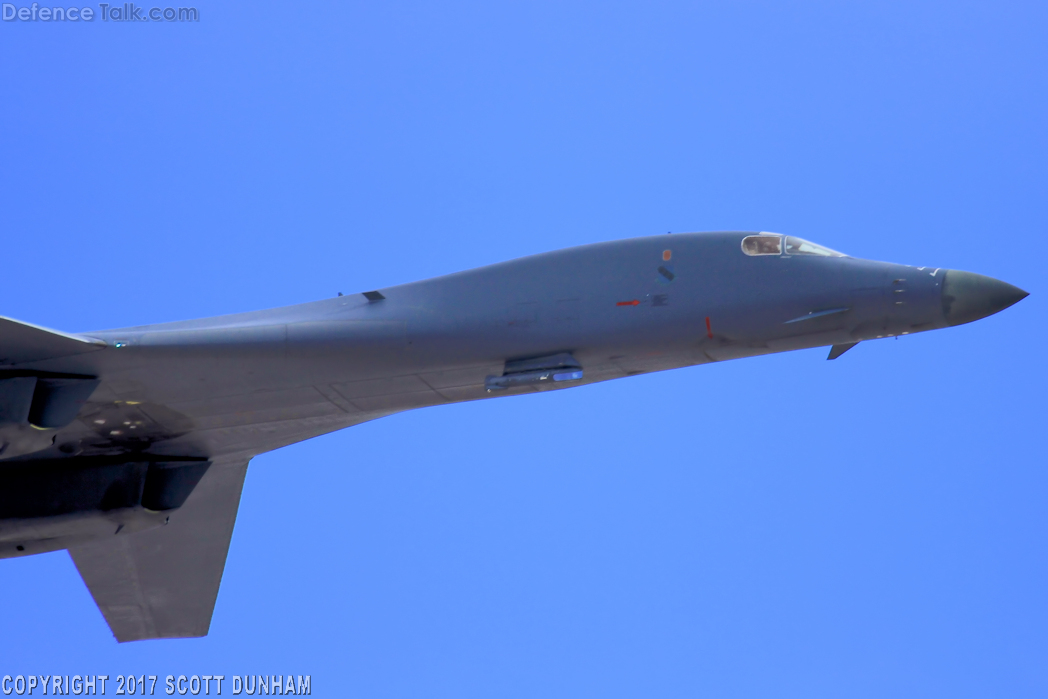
0, 316, 106, 366
68, 458, 249, 642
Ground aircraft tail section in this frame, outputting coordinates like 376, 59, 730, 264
69, 458, 250, 642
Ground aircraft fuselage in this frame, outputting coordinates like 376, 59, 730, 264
0, 232, 1027, 633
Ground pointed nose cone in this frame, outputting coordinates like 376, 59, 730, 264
942, 270, 1029, 326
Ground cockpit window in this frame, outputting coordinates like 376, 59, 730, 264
784, 237, 846, 257
741, 235, 782, 256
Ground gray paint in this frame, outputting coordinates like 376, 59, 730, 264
0, 231, 1028, 641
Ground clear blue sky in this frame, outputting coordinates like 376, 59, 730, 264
1, 2, 1045, 696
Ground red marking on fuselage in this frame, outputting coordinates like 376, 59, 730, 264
617, 300, 640, 306
705, 316, 713, 339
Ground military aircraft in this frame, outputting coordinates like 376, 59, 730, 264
0, 231, 1027, 642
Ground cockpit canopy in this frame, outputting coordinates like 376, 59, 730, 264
741, 233, 846, 258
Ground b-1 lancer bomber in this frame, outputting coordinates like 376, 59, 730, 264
0, 232, 1027, 641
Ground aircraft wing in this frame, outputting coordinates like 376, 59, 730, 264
68, 458, 250, 642
0, 315, 106, 365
